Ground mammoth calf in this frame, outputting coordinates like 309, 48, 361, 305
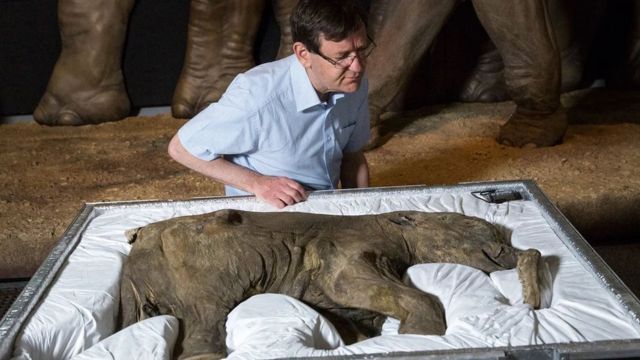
120, 210, 540, 359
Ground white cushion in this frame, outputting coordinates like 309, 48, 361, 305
70, 315, 179, 360
225, 293, 343, 359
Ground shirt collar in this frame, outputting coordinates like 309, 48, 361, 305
290, 56, 323, 112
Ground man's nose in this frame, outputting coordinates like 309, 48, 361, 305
349, 55, 364, 71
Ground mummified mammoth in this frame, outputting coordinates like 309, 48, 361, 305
120, 209, 540, 359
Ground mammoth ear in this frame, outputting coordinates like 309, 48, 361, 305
389, 215, 416, 227
125, 227, 141, 244
214, 209, 244, 225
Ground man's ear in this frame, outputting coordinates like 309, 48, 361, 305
293, 41, 311, 68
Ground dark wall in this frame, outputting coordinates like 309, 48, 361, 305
123, 0, 190, 112
0, 0, 60, 116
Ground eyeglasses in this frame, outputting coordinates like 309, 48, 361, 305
313, 36, 376, 69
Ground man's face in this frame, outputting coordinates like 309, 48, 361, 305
296, 25, 370, 96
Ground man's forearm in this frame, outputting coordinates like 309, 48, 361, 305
340, 151, 369, 188
168, 134, 307, 208
167, 134, 263, 193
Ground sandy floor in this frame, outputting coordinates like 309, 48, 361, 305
1, 87, 639, 287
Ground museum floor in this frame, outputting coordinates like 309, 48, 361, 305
0, 87, 639, 314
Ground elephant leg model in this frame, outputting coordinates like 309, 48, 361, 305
34, 0, 297, 125
171, 0, 298, 119
171, 0, 264, 119
460, 0, 605, 103
367, 0, 566, 148
120, 209, 541, 359
366, 0, 459, 148
473, 0, 566, 147
33, 0, 134, 125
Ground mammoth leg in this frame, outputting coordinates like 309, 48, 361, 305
459, 42, 509, 103
273, 0, 298, 59
318, 261, 446, 335
176, 305, 228, 360
172, 0, 265, 119
473, 0, 567, 147
34, 0, 133, 125
365, 0, 459, 149
461, 0, 605, 103
517, 248, 541, 309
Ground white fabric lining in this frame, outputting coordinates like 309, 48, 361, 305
10, 191, 640, 359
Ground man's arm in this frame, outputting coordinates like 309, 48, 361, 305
340, 150, 369, 188
168, 135, 307, 208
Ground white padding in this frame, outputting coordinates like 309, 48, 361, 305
224, 263, 555, 357
11, 191, 640, 359
225, 294, 343, 359
70, 315, 179, 360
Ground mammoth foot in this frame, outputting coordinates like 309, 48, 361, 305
498, 108, 568, 148
34, 0, 133, 125
517, 249, 541, 309
364, 124, 390, 151
364, 106, 395, 150
172, 73, 232, 119
459, 47, 509, 103
171, 0, 263, 119
459, 70, 509, 103
34, 79, 130, 126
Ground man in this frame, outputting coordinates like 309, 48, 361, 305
168, 0, 373, 208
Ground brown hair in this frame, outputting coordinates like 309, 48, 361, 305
290, 0, 367, 54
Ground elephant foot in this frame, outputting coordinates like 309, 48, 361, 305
172, 0, 263, 119
172, 60, 248, 118
172, 76, 227, 119
460, 47, 509, 103
34, 0, 133, 125
498, 108, 568, 148
459, 71, 509, 103
171, 57, 255, 120
559, 46, 584, 93
364, 105, 395, 150
34, 80, 130, 126
364, 125, 383, 151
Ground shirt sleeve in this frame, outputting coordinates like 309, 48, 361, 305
177, 74, 260, 161
343, 77, 371, 153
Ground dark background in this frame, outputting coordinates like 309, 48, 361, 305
0, 0, 635, 117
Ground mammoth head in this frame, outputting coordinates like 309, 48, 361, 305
387, 212, 518, 272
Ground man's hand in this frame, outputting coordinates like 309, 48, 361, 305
251, 176, 308, 208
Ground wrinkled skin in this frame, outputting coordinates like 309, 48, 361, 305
366, 0, 566, 148
34, 0, 297, 125
120, 210, 541, 359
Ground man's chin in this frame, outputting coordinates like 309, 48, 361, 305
341, 78, 362, 92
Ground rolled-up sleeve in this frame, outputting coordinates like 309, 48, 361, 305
177, 75, 260, 161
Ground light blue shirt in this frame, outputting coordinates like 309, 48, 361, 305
178, 55, 370, 196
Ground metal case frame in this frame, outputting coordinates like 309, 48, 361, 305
2, 180, 640, 360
